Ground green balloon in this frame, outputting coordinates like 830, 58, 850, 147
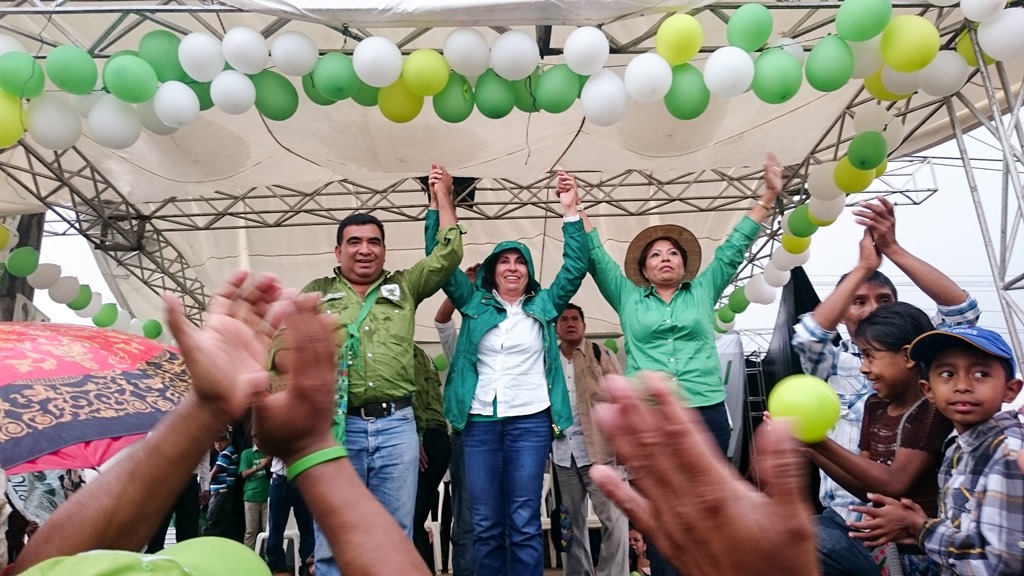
142, 318, 163, 339
716, 306, 736, 324
805, 35, 854, 93
752, 48, 803, 105
252, 70, 299, 121
109, 50, 139, 61
788, 204, 819, 238
311, 53, 359, 101
139, 30, 185, 82
474, 69, 515, 120
535, 64, 578, 114
603, 338, 619, 355
727, 287, 750, 314
187, 81, 214, 111
302, 73, 335, 106
577, 74, 588, 98
513, 69, 540, 113
727, 3, 774, 52
92, 302, 118, 328
664, 63, 710, 120
0, 52, 45, 99
433, 354, 449, 372
103, 55, 158, 103
4, 246, 39, 277
351, 79, 379, 107
433, 72, 474, 123
847, 131, 888, 170
45, 46, 97, 95
835, 0, 893, 43
713, 321, 729, 334
67, 284, 92, 311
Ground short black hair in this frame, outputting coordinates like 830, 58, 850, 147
836, 269, 897, 300
638, 236, 686, 281
920, 342, 1016, 383
853, 302, 932, 351
336, 213, 385, 246
560, 303, 584, 323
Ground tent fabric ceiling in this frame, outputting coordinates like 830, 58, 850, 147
0, 1, 1018, 342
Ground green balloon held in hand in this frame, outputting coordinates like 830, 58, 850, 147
138, 30, 185, 82
252, 70, 299, 121
767, 374, 841, 443
92, 303, 118, 328
663, 63, 710, 120
0, 52, 46, 99
751, 48, 803, 105
4, 246, 40, 277
433, 72, 474, 123
474, 69, 515, 120
103, 55, 158, 103
534, 64, 578, 114
45, 45, 98, 95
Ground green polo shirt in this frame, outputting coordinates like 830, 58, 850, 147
412, 344, 447, 436
301, 221, 464, 406
587, 216, 759, 407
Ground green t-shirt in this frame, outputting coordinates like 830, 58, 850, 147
238, 447, 270, 503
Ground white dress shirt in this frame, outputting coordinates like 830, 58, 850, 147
552, 353, 590, 468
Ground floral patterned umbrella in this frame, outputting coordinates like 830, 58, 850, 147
0, 322, 190, 474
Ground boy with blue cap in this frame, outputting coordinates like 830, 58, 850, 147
847, 325, 1023, 575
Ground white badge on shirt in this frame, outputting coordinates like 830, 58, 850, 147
381, 283, 401, 302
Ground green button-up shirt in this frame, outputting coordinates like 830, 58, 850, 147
301, 222, 464, 406
412, 344, 447, 435
587, 216, 760, 407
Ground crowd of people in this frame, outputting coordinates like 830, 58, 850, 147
2, 156, 1022, 576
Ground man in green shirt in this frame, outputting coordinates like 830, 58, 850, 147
238, 439, 271, 551
411, 344, 451, 569
303, 163, 463, 576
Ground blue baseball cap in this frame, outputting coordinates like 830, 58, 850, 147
909, 325, 1017, 376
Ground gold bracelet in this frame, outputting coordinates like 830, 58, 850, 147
756, 199, 773, 210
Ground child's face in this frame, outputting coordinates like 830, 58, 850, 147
859, 342, 917, 401
921, 347, 1023, 434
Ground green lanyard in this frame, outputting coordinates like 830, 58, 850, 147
333, 285, 380, 444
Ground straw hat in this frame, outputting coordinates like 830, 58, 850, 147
624, 224, 702, 287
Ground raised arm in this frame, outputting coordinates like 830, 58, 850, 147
581, 213, 631, 312
409, 164, 464, 303
546, 172, 589, 312
811, 229, 882, 331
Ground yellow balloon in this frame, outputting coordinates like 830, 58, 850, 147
0, 90, 25, 148
864, 68, 912, 101
880, 15, 939, 73
807, 213, 835, 227
378, 79, 424, 124
834, 156, 875, 194
0, 224, 10, 250
656, 14, 703, 66
956, 28, 995, 68
781, 232, 812, 254
874, 158, 887, 178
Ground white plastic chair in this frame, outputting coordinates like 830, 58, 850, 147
254, 508, 301, 576
539, 473, 560, 568
425, 480, 449, 574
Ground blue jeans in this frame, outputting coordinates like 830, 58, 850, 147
463, 410, 551, 576
817, 508, 879, 576
267, 474, 314, 574
449, 431, 476, 576
314, 405, 419, 576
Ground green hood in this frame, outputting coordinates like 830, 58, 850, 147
479, 240, 542, 295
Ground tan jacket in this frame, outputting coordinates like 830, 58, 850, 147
563, 337, 624, 464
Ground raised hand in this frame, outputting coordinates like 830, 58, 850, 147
762, 152, 783, 204
428, 163, 454, 201
588, 373, 818, 576
853, 195, 898, 255
465, 263, 480, 284
556, 171, 580, 216
858, 227, 883, 272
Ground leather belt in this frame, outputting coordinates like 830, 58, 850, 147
346, 395, 413, 419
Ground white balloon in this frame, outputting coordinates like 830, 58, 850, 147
352, 36, 403, 88
716, 316, 736, 332
808, 193, 847, 222
26, 94, 82, 151
153, 80, 200, 128
769, 37, 805, 65
443, 28, 491, 78
917, 51, 970, 98
703, 46, 754, 98
222, 27, 268, 75
490, 30, 540, 81
179, 32, 225, 83
0, 34, 26, 56
27, 263, 61, 290
210, 70, 256, 115
961, 0, 1005, 22
928, 0, 958, 5
88, 94, 142, 149
978, 8, 1024, 63
69, 92, 102, 118
881, 66, 919, 96
580, 69, 630, 127
564, 26, 610, 76
780, 211, 793, 235
848, 37, 883, 79
770, 246, 811, 271
744, 273, 777, 305
883, 120, 905, 151
49, 276, 81, 304
77, 292, 103, 318
807, 161, 844, 201
762, 264, 792, 288
853, 104, 890, 134
137, 100, 177, 136
624, 53, 673, 103
113, 311, 132, 332
129, 317, 145, 336
270, 31, 319, 76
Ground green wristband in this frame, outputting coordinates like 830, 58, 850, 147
286, 445, 348, 482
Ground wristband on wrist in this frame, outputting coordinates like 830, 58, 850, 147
756, 199, 773, 210
287, 445, 349, 481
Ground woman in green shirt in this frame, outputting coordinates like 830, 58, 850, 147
581, 153, 782, 453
